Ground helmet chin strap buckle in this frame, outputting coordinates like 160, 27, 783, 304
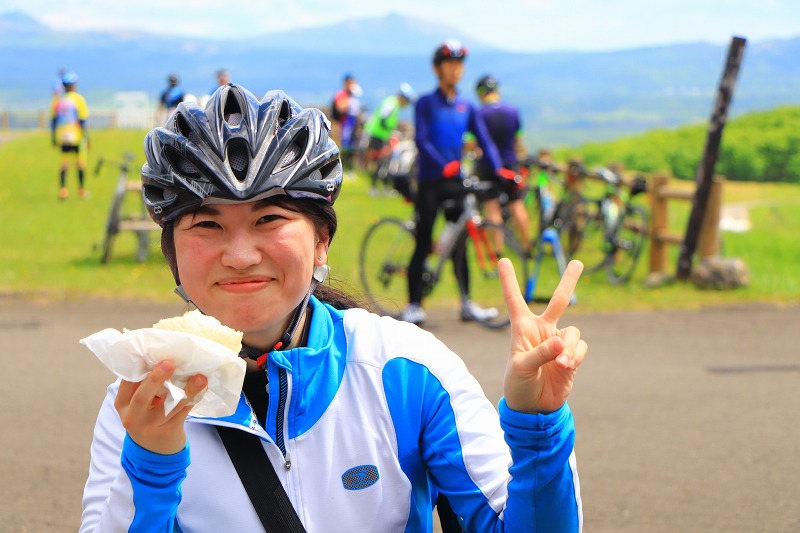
174, 284, 193, 304
313, 264, 330, 283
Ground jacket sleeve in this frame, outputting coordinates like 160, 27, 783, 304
80, 380, 190, 533
411, 356, 582, 532
496, 399, 582, 532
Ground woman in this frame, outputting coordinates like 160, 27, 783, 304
81, 85, 587, 532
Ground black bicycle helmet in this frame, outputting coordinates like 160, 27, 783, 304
476, 75, 499, 97
433, 39, 468, 65
141, 84, 343, 226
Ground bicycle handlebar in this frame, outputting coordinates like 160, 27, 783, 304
592, 166, 622, 185
519, 157, 563, 174
95, 152, 137, 176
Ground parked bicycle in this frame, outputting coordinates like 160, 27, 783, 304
519, 157, 588, 257
358, 177, 530, 329
380, 136, 418, 202
563, 166, 649, 284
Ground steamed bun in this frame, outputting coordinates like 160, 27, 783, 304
153, 310, 243, 353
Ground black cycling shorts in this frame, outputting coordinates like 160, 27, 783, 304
476, 165, 525, 203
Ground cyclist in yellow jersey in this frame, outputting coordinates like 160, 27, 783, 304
51, 71, 90, 200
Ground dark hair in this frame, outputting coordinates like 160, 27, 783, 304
161, 196, 368, 311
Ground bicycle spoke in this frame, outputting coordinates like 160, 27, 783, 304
566, 199, 606, 273
607, 205, 648, 284
359, 218, 416, 318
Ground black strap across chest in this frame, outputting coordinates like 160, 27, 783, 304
216, 425, 306, 533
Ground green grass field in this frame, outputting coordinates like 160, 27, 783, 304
1, 129, 798, 313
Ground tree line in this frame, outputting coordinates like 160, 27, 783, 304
557, 105, 800, 183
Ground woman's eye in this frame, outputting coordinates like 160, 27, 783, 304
192, 220, 221, 229
257, 214, 282, 225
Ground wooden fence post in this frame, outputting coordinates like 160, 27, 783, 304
649, 172, 670, 274
677, 36, 746, 279
697, 175, 725, 259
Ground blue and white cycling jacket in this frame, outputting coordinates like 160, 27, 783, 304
81, 297, 582, 532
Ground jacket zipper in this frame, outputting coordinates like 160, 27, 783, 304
275, 366, 291, 470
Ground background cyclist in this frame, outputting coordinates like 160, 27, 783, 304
160, 73, 185, 114
471, 74, 532, 255
51, 71, 90, 200
332, 73, 363, 172
403, 40, 516, 326
362, 82, 416, 196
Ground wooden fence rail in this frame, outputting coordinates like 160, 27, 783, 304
648, 171, 724, 275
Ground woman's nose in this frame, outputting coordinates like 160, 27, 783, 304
220, 230, 262, 269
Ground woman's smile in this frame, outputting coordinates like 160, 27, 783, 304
217, 276, 272, 294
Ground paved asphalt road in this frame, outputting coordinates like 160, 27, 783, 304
1, 294, 798, 532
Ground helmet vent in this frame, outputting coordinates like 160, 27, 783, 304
226, 112, 243, 127
223, 92, 244, 127
318, 159, 340, 181
164, 145, 201, 179
143, 184, 177, 203
278, 100, 292, 128
227, 139, 250, 182
279, 144, 301, 169
175, 114, 202, 146
277, 129, 307, 171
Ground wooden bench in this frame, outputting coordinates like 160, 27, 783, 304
97, 153, 161, 263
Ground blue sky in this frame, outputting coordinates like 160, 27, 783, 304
4, 0, 798, 52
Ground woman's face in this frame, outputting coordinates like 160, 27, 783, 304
173, 199, 329, 350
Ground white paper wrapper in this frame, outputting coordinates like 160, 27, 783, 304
81, 328, 246, 418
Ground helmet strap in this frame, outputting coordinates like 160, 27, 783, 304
174, 284, 194, 306
175, 266, 331, 370
248, 264, 331, 370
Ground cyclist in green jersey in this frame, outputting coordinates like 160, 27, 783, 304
363, 83, 416, 196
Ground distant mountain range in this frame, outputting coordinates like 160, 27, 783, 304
2, 11, 800, 147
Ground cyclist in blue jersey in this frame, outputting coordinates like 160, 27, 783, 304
80, 85, 587, 533
160, 74, 185, 114
473, 75, 532, 255
403, 40, 518, 326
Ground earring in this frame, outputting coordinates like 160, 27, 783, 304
317, 256, 323, 261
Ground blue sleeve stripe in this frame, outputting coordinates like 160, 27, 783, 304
382, 358, 504, 532
121, 435, 190, 532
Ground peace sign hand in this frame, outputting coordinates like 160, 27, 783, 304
498, 258, 588, 414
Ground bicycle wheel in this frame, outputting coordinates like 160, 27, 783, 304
606, 205, 648, 285
359, 218, 416, 318
464, 221, 529, 329
562, 199, 606, 271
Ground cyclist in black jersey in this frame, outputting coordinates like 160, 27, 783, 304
473, 75, 532, 255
